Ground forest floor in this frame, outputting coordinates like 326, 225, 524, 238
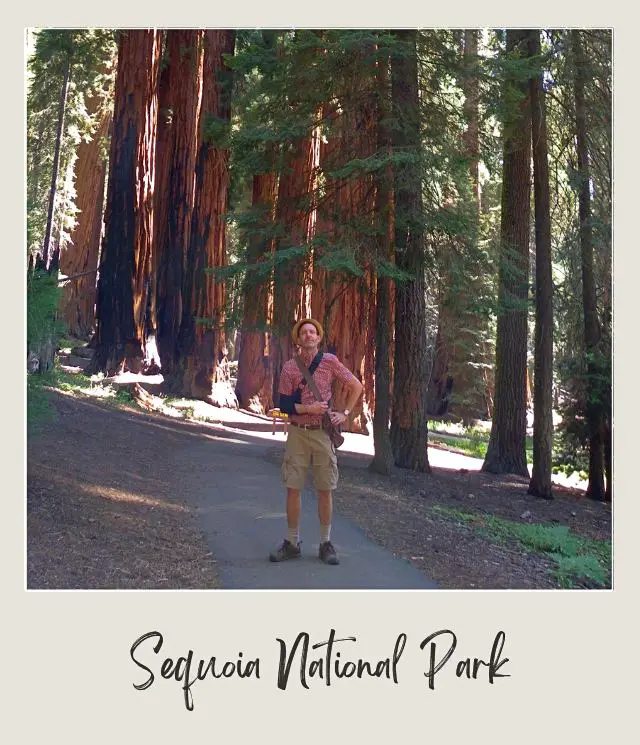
26, 343, 612, 590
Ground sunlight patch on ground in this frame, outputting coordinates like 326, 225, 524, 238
81, 482, 190, 512
48, 363, 587, 492
110, 371, 164, 386
167, 398, 226, 422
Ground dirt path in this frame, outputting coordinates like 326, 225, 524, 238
28, 391, 222, 589
27, 387, 611, 590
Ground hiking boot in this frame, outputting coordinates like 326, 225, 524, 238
269, 539, 301, 562
319, 540, 339, 565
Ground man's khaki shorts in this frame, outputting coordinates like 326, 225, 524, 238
281, 424, 338, 491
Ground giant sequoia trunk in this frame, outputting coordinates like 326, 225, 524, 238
482, 30, 532, 477
369, 52, 395, 475
270, 132, 319, 403
573, 30, 607, 501
269, 34, 322, 403
155, 30, 204, 387
311, 43, 378, 434
90, 30, 161, 374
236, 32, 278, 412
235, 150, 278, 411
527, 30, 554, 500
178, 30, 236, 401
389, 30, 430, 472
149, 48, 172, 338
60, 100, 111, 339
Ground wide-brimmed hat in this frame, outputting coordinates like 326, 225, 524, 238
291, 317, 324, 344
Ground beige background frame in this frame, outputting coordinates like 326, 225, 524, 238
7, 4, 635, 742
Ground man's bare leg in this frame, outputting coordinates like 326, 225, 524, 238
287, 488, 301, 544
317, 489, 339, 564
269, 488, 303, 561
317, 489, 332, 540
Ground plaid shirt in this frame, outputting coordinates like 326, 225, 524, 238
279, 353, 355, 426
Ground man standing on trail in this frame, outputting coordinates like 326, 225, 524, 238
270, 318, 363, 565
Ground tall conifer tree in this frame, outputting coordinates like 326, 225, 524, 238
91, 29, 161, 374
482, 30, 532, 477
527, 30, 554, 499
389, 29, 430, 472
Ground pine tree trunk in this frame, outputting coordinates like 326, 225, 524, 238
463, 30, 481, 207
177, 30, 236, 402
604, 417, 611, 502
90, 30, 161, 375
59, 102, 111, 339
28, 116, 48, 249
389, 30, 430, 472
426, 322, 453, 418
453, 29, 489, 422
427, 30, 487, 424
155, 30, 205, 387
42, 57, 71, 270
482, 30, 532, 477
527, 30, 554, 500
573, 30, 606, 501
370, 52, 395, 475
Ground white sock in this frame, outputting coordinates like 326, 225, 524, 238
320, 525, 331, 544
288, 527, 299, 545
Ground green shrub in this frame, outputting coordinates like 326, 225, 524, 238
27, 269, 65, 362
115, 388, 136, 405
27, 372, 56, 431
432, 506, 611, 588
551, 553, 609, 588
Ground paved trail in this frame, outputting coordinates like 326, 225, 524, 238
170, 422, 437, 589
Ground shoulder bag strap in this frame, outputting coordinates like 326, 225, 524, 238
294, 354, 324, 402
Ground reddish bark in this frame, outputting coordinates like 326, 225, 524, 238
235, 150, 278, 412
177, 30, 236, 401
149, 47, 172, 335
311, 91, 377, 433
369, 51, 395, 474
270, 129, 320, 403
91, 29, 161, 375
60, 101, 111, 339
155, 30, 205, 386
234, 34, 280, 412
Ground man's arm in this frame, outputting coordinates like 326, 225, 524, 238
328, 356, 363, 425
278, 363, 299, 415
294, 400, 328, 415
330, 376, 362, 425
343, 376, 364, 413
